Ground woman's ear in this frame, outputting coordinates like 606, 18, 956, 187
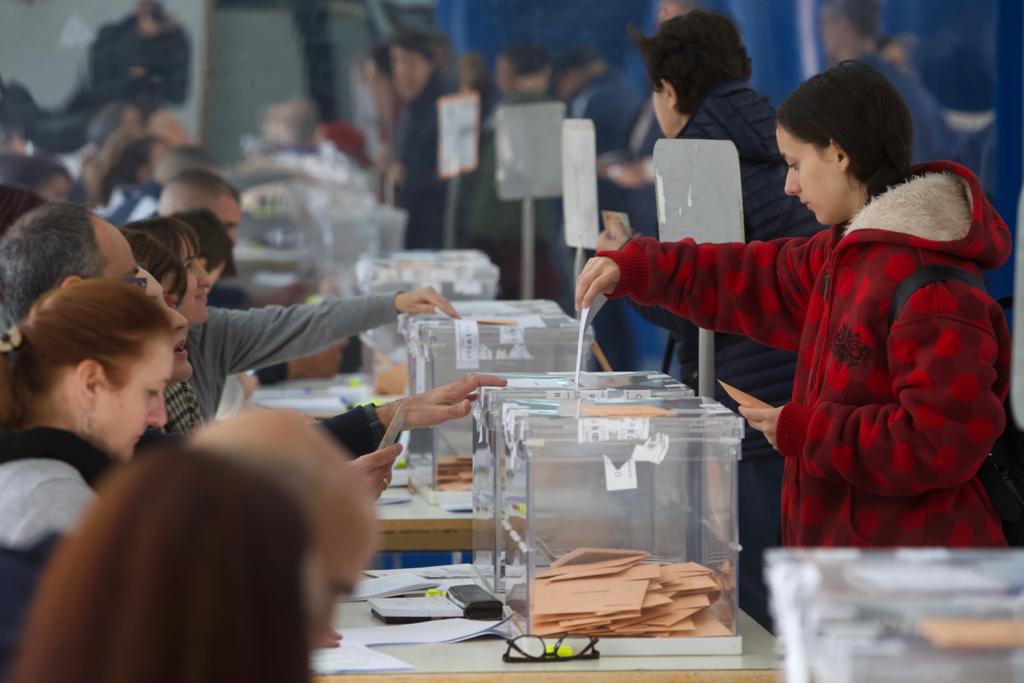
73, 359, 111, 402
828, 139, 849, 170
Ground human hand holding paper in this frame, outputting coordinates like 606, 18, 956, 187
717, 380, 771, 409
718, 380, 783, 449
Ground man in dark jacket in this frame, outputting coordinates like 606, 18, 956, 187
620, 12, 823, 629
390, 32, 449, 250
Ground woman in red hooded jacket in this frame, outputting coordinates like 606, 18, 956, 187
576, 61, 1010, 548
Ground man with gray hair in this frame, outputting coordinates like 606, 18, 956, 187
0, 203, 136, 321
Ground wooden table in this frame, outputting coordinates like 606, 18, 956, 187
376, 494, 473, 552
317, 604, 779, 682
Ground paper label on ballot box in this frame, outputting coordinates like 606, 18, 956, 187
603, 455, 639, 491
578, 418, 650, 443
499, 325, 525, 345
454, 319, 480, 369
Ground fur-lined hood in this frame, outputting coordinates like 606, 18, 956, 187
840, 161, 1010, 270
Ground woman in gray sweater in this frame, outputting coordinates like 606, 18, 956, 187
0, 280, 175, 547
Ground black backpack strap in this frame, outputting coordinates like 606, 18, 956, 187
888, 265, 987, 327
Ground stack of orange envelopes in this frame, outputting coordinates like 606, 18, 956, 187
529, 548, 732, 638
435, 455, 473, 490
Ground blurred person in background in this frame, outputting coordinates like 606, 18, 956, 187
158, 169, 241, 245
12, 452, 347, 683
390, 31, 449, 250
0, 157, 70, 204
465, 45, 563, 301
105, 145, 216, 227
457, 52, 495, 119
820, 0, 954, 165
603, 0, 700, 233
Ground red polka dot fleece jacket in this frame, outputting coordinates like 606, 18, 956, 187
600, 162, 1010, 547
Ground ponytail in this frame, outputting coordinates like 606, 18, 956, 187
777, 60, 913, 199
0, 281, 173, 431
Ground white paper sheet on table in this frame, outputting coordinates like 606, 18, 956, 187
364, 564, 476, 580
250, 396, 347, 414
377, 489, 412, 505
339, 575, 439, 602
341, 616, 511, 647
311, 642, 413, 674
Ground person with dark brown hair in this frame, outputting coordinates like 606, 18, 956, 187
122, 230, 194, 390
172, 207, 236, 282
11, 451, 323, 683
0, 280, 174, 547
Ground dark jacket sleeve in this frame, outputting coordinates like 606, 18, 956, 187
318, 405, 387, 457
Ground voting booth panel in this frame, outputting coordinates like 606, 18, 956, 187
471, 371, 694, 592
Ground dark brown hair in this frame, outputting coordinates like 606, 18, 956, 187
0, 280, 173, 430
777, 60, 913, 198
123, 215, 200, 261
12, 450, 313, 683
633, 10, 752, 114
122, 229, 188, 304
172, 208, 236, 277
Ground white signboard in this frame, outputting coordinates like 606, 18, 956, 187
561, 119, 599, 249
494, 101, 565, 201
653, 139, 744, 243
437, 93, 481, 178
1012, 186, 1024, 428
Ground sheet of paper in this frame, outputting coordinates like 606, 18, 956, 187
437, 92, 481, 178
311, 642, 413, 674
364, 564, 476, 580
377, 489, 412, 505
717, 380, 772, 409
249, 395, 346, 415
340, 575, 439, 602
603, 454, 638, 492
575, 293, 607, 385
341, 617, 510, 646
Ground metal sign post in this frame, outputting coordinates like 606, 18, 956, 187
653, 139, 744, 399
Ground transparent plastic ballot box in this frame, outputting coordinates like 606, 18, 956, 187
501, 396, 744, 656
356, 250, 500, 394
471, 371, 695, 592
402, 300, 589, 504
767, 548, 1024, 683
